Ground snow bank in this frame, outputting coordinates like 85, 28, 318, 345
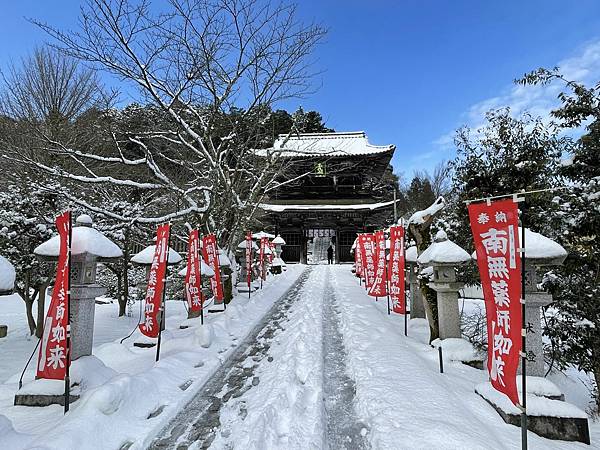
35, 226, 122, 259
431, 338, 483, 363
0, 255, 15, 292
418, 230, 470, 265
475, 382, 587, 418
131, 245, 182, 265
517, 376, 563, 398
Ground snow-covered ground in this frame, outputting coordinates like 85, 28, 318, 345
0, 266, 305, 450
0, 264, 598, 449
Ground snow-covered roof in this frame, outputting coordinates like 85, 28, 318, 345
418, 230, 471, 266
272, 235, 286, 245
131, 245, 182, 265
254, 131, 395, 158
407, 197, 446, 225
471, 227, 567, 264
0, 255, 16, 292
35, 225, 123, 260
177, 259, 215, 277
252, 231, 275, 239
261, 200, 395, 212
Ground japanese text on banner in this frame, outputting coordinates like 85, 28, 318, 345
468, 199, 522, 406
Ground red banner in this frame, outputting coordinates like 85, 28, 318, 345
368, 230, 388, 297
468, 199, 522, 406
259, 237, 269, 280
359, 234, 376, 290
185, 230, 202, 313
355, 238, 363, 278
139, 224, 170, 338
202, 234, 224, 304
245, 232, 252, 287
37, 211, 71, 380
389, 226, 406, 313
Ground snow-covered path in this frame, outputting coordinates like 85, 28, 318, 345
149, 264, 596, 450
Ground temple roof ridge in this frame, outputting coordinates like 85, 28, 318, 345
254, 130, 395, 158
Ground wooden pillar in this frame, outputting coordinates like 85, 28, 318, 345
300, 225, 307, 264
334, 227, 340, 264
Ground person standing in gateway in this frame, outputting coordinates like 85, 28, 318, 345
327, 245, 334, 264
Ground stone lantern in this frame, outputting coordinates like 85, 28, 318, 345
217, 248, 233, 303
272, 235, 286, 259
470, 227, 567, 376
34, 214, 123, 359
418, 230, 471, 339
0, 255, 16, 338
235, 239, 259, 292
406, 245, 425, 319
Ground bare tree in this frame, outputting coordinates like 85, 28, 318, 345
429, 160, 451, 198
5, 0, 326, 248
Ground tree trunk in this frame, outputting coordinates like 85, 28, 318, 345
119, 230, 131, 317
35, 283, 49, 338
408, 221, 439, 343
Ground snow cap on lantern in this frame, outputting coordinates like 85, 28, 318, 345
35, 214, 122, 262
131, 243, 182, 266
252, 231, 275, 239
237, 239, 259, 251
177, 258, 215, 278
470, 227, 567, 266
0, 255, 16, 295
418, 230, 471, 268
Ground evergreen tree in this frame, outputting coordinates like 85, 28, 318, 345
445, 109, 566, 281
0, 184, 57, 336
521, 69, 600, 413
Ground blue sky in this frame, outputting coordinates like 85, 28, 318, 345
1, 1, 600, 179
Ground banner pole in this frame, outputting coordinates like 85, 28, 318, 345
404, 294, 408, 336
156, 223, 171, 362
520, 210, 528, 450
63, 209, 72, 414
384, 239, 390, 315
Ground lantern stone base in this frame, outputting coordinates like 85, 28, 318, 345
475, 382, 590, 445
236, 282, 259, 293
429, 281, 463, 339
14, 393, 79, 407
14, 379, 79, 407
0, 325, 7, 338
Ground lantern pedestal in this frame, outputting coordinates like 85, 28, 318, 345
475, 382, 590, 444
70, 284, 106, 360
428, 277, 463, 340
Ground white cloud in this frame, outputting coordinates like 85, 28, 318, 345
434, 38, 600, 150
